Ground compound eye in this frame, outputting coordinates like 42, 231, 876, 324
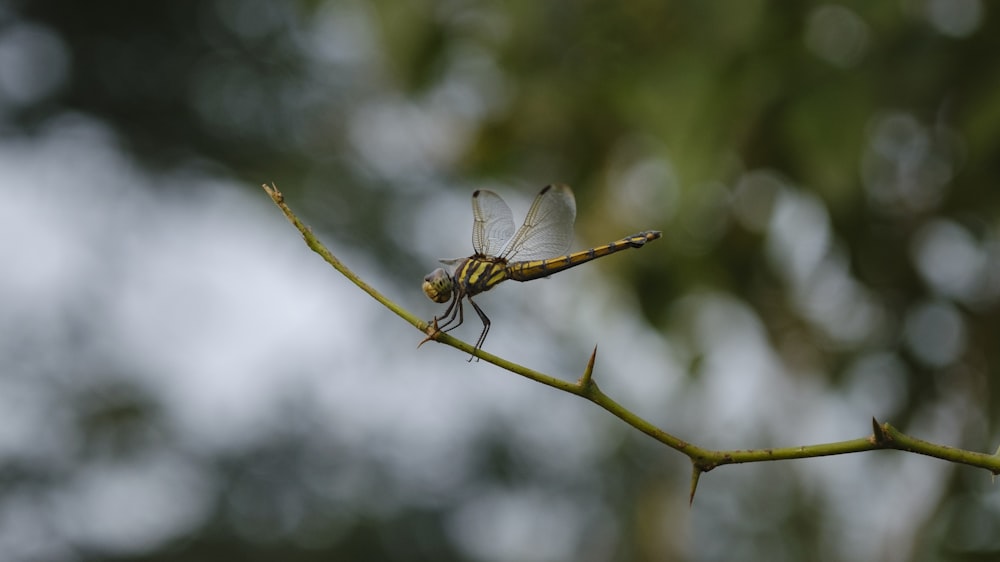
422, 268, 453, 303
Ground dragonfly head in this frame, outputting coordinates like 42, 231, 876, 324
422, 268, 454, 303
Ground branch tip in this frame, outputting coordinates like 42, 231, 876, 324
261, 182, 284, 203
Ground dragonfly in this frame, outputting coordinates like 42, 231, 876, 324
421, 184, 661, 356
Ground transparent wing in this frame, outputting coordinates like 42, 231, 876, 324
501, 184, 577, 262
437, 257, 466, 274
472, 189, 515, 256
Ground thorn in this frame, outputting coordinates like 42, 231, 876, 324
577, 345, 598, 388
689, 465, 702, 506
417, 319, 441, 349
871, 417, 888, 445
417, 330, 439, 349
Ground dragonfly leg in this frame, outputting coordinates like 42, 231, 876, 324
419, 294, 464, 348
436, 294, 464, 333
466, 296, 491, 361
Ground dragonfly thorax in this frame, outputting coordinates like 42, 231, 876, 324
422, 268, 454, 303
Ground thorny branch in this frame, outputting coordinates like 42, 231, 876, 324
262, 183, 1000, 503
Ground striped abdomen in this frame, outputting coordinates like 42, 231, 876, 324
505, 230, 662, 282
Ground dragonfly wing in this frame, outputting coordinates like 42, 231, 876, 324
501, 184, 577, 262
472, 189, 515, 256
437, 257, 466, 274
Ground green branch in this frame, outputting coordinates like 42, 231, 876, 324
262, 183, 1000, 503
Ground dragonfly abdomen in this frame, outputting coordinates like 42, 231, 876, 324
506, 230, 662, 282
456, 256, 510, 296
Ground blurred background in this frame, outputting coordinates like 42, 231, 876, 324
2, 0, 999, 560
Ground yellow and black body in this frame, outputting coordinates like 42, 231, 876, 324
422, 184, 661, 355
